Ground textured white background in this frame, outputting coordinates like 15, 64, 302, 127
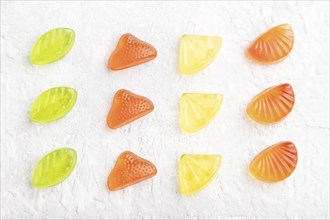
1, 1, 329, 219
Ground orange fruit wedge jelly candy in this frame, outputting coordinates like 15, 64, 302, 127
107, 89, 154, 129
108, 151, 157, 190
249, 141, 298, 183
246, 83, 295, 125
246, 24, 294, 64
108, 33, 157, 70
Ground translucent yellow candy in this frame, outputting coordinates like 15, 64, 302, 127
179, 154, 222, 195
32, 148, 77, 188
30, 87, 77, 124
180, 93, 223, 133
179, 34, 222, 74
30, 28, 75, 65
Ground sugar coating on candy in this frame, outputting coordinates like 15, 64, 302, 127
246, 83, 295, 125
30, 87, 77, 124
108, 33, 157, 70
107, 89, 154, 129
179, 34, 222, 74
108, 151, 157, 191
30, 28, 75, 65
246, 24, 294, 64
180, 93, 223, 133
32, 148, 77, 188
249, 141, 298, 183
179, 154, 222, 195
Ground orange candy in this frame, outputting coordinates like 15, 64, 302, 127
246, 24, 294, 64
108, 33, 157, 70
249, 141, 298, 183
246, 83, 295, 125
108, 151, 157, 190
107, 89, 154, 129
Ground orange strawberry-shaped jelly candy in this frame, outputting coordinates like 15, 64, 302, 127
249, 141, 298, 183
108, 151, 157, 190
108, 33, 157, 70
246, 24, 294, 64
107, 89, 154, 129
246, 83, 295, 125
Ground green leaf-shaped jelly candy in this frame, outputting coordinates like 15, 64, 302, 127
32, 148, 77, 188
30, 87, 77, 124
30, 28, 75, 65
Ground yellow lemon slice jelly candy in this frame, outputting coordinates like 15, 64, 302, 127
30, 87, 77, 124
179, 154, 222, 195
32, 148, 77, 188
180, 93, 223, 133
179, 34, 222, 74
30, 28, 75, 65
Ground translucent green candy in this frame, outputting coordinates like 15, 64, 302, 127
32, 148, 77, 188
30, 87, 77, 124
30, 28, 75, 65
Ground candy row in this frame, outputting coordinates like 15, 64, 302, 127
30, 83, 295, 131
32, 141, 297, 195
30, 24, 294, 70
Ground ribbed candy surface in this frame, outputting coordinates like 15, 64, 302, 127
247, 24, 294, 64
249, 141, 298, 183
246, 83, 295, 124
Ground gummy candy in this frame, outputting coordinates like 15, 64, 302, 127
107, 89, 154, 129
30, 28, 75, 65
179, 154, 222, 195
246, 83, 294, 125
32, 148, 77, 188
249, 141, 298, 183
108, 151, 157, 191
246, 24, 294, 64
30, 87, 77, 124
180, 93, 223, 133
108, 33, 157, 70
179, 34, 222, 74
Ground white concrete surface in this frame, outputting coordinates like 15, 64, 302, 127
1, 1, 329, 219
